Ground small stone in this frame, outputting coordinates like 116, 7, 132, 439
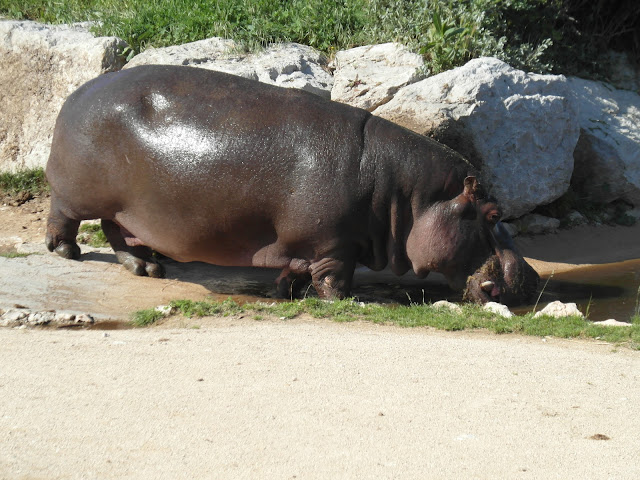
432, 300, 463, 314
534, 301, 584, 319
593, 319, 632, 327
54, 312, 76, 323
155, 305, 175, 316
74, 313, 95, 324
483, 302, 513, 318
2, 308, 30, 326
27, 311, 57, 325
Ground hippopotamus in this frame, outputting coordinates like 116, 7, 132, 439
45, 64, 538, 304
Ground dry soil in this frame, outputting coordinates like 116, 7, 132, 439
1, 195, 640, 479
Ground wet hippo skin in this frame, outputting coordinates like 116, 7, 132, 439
45, 65, 538, 304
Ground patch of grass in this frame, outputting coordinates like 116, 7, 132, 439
131, 308, 164, 327
130, 297, 640, 348
1, 0, 636, 81
0, 168, 48, 196
77, 223, 109, 248
0, 251, 35, 258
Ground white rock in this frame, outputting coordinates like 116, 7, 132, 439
534, 301, 584, 319
568, 76, 640, 206
593, 319, 633, 327
126, 38, 333, 98
330, 43, 424, 111
483, 302, 513, 318
374, 57, 580, 218
514, 214, 560, 235
155, 305, 175, 316
432, 300, 463, 314
1, 308, 30, 326
74, 313, 95, 325
27, 311, 57, 325
0, 20, 126, 171
54, 312, 76, 323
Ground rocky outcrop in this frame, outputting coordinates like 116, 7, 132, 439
373, 58, 581, 219
513, 214, 560, 235
0, 20, 126, 172
330, 43, 424, 111
569, 77, 640, 205
0, 307, 94, 327
2, 20, 639, 222
125, 38, 333, 97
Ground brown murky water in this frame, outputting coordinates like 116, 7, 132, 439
523, 259, 640, 322
87, 258, 640, 328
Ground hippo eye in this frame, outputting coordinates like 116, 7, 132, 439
484, 205, 501, 225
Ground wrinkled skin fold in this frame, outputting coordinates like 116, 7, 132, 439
45, 65, 539, 306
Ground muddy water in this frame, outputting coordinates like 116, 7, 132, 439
86, 258, 640, 328
522, 259, 640, 322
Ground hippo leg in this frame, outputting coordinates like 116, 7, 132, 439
275, 270, 313, 299
101, 219, 165, 278
310, 256, 356, 299
45, 194, 81, 260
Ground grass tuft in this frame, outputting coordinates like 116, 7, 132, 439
0, 251, 35, 258
131, 308, 165, 327
77, 223, 109, 248
130, 297, 640, 347
0, 168, 48, 196
1, 0, 636, 81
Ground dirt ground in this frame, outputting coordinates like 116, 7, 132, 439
1, 195, 640, 479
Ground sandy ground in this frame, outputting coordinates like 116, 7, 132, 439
2, 195, 640, 479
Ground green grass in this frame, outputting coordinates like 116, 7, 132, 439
0, 168, 48, 196
77, 223, 109, 248
130, 298, 640, 348
0, 251, 36, 258
131, 308, 165, 327
1, 0, 635, 81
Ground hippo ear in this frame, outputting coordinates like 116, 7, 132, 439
463, 176, 479, 199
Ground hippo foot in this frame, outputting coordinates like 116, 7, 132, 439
275, 271, 312, 299
51, 241, 81, 260
116, 252, 165, 278
311, 273, 350, 300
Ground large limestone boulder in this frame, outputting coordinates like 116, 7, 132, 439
125, 38, 333, 98
568, 77, 640, 206
374, 57, 580, 219
0, 20, 126, 172
330, 43, 424, 111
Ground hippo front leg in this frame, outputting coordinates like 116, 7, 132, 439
101, 220, 165, 278
310, 256, 356, 299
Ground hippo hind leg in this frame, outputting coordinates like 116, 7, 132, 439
45, 194, 81, 260
101, 219, 165, 278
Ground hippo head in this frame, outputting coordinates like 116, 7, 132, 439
405, 176, 539, 306
463, 249, 540, 306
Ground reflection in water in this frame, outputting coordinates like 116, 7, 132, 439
89, 259, 640, 329
520, 259, 640, 322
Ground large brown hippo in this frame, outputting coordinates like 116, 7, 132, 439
45, 65, 538, 304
